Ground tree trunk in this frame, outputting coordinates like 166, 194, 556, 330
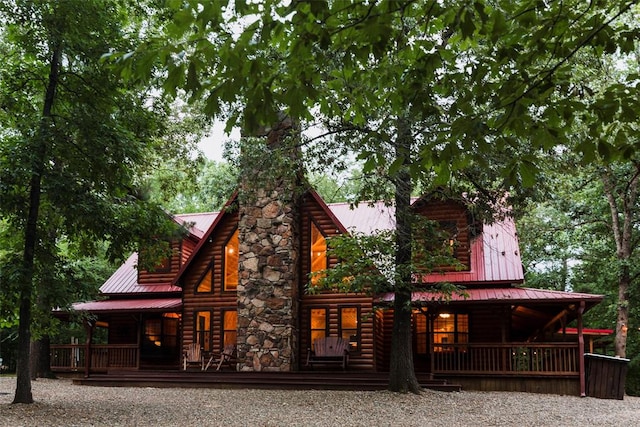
601, 165, 639, 359
614, 267, 630, 358
12, 40, 62, 405
388, 116, 421, 393
388, 290, 421, 393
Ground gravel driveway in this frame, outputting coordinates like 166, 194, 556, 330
1, 377, 639, 426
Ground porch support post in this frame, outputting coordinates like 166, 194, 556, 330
83, 320, 94, 378
428, 313, 435, 379
577, 301, 586, 397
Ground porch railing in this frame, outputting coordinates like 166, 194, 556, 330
51, 342, 579, 376
432, 342, 579, 376
51, 344, 139, 372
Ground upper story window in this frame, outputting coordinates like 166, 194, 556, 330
138, 243, 172, 273
310, 221, 327, 286
195, 269, 212, 293
224, 229, 239, 291
414, 217, 470, 271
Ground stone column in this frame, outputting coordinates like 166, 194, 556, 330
236, 117, 300, 372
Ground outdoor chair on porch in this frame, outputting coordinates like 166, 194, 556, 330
182, 343, 205, 371
204, 344, 236, 371
306, 336, 350, 370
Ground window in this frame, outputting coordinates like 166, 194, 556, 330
162, 313, 179, 349
196, 269, 212, 293
142, 313, 179, 352
144, 319, 162, 347
224, 229, 239, 291
138, 242, 172, 273
194, 311, 212, 352
339, 306, 360, 351
310, 308, 328, 349
421, 221, 457, 255
414, 311, 428, 355
222, 310, 237, 347
432, 313, 468, 352
310, 222, 327, 286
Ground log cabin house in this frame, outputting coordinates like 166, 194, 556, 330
52, 186, 606, 396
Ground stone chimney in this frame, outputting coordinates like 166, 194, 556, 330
236, 116, 301, 372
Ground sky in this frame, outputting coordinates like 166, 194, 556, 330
197, 121, 241, 162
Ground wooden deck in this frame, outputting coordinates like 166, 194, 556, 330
70, 370, 461, 392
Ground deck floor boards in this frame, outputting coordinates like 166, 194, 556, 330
71, 370, 462, 392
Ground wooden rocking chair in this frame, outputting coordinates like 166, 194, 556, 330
182, 343, 205, 371
204, 344, 236, 371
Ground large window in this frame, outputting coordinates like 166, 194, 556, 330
224, 229, 239, 291
142, 314, 179, 354
194, 311, 212, 352
310, 221, 327, 286
432, 313, 468, 352
413, 311, 469, 354
339, 306, 360, 351
310, 307, 328, 349
222, 310, 237, 347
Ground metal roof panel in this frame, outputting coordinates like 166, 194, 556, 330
72, 298, 182, 312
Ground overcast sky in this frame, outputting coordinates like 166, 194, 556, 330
197, 121, 240, 162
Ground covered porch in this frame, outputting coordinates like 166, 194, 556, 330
55, 298, 183, 376
377, 286, 606, 395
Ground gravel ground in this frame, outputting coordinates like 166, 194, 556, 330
1, 377, 639, 426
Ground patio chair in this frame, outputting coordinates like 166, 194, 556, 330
204, 344, 236, 371
183, 343, 205, 371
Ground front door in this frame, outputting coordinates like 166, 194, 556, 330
140, 313, 180, 366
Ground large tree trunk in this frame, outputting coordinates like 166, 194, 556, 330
12, 41, 62, 405
388, 116, 421, 393
388, 290, 420, 393
601, 164, 639, 359
614, 270, 630, 357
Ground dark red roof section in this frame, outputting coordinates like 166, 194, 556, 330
560, 327, 613, 336
111, 192, 525, 295
330, 201, 524, 284
377, 287, 604, 305
99, 253, 183, 295
100, 212, 217, 295
72, 298, 182, 313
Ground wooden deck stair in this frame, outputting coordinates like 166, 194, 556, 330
72, 371, 461, 392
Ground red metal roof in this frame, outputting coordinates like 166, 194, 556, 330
173, 212, 218, 239
72, 298, 182, 313
560, 327, 613, 336
108, 193, 524, 296
377, 287, 604, 305
99, 253, 182, 295
329, 201, 524, 284
328, 200, 397, 234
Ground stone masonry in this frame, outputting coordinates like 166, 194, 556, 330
236, 118, 300, 371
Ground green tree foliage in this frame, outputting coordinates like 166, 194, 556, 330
0, 0, 202, 403
118, 0, 639, 392
148, 158, 239, 213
